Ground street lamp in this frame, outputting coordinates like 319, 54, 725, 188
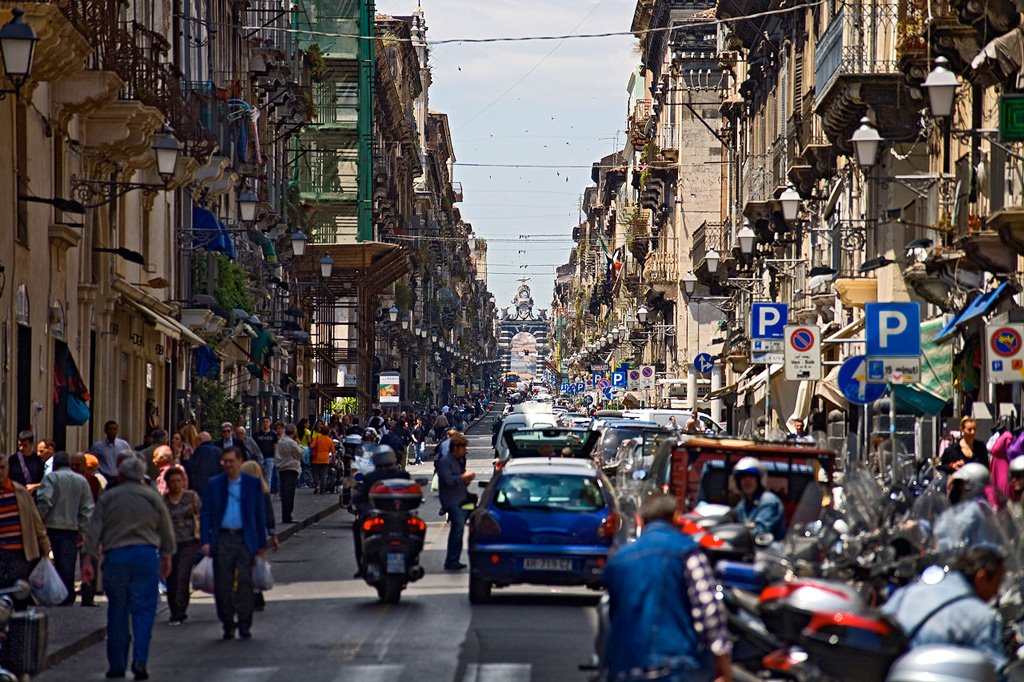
414, 323, 423, 337
706, 249, 720, 274
431, 331, 438, 343
779, 184, 801, 222
624, 310, 636, 331
0, 8, 38, 94
290, 230, 307, 257
152, 130, 181, 183
388, 305, 399, 323
637, 305, 649, 324
238, 189, 259, 224
401, 312, 410, 330
923, 57, 958, 118
850, 116, 882, 168
737, 220, 756, 255
319, 253, 333, 278
611, 326, 620, 342
681, 271, 698, 297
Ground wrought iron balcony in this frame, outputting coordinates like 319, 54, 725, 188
814, 2, 920, 149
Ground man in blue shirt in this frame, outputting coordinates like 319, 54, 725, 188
201, 447, 267, 640
604, 493, 731, 681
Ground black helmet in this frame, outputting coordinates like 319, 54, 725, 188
372, 445, 397, 468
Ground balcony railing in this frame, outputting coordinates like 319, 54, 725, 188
313, 78, 358, 126
815, 3, 899, 108
691, 221, 728, 271
643, 251, 677, 284
296, 147, 359, 200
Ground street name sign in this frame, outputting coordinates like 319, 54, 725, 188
838, 355, 886, 405
784, 325, 822, 381
986, 322, 1024, 383
751, 303, 787, 364
865, 302, 921, 384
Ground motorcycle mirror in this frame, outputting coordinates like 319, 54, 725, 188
754, 532, 774, 548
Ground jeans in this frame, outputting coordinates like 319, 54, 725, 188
103, 545, 159, 674
311, 463, 329, 493
413, 442, 425, 464
213, 531, 254, 632
279, 470, 299, 522
166, 540, 198, 621
299, 462, 312, 488
263, 458, 277, 494
47, 528, 79, 605
445, 505, 468, 567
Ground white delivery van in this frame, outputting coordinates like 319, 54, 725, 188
621, 408, 726, 434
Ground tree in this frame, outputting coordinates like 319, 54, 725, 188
192, 376, 243, 432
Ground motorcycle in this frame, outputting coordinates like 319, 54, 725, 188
341, 435, 373, 515
358, 478, 428, 604
0, 580, 39, 680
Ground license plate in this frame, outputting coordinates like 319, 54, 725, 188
386, 553, 406, 574
523, 557, 573, 571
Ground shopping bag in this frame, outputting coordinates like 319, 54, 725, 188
430, 472, 439, 493
191, 556, 215, 594
252, 557, 274, 591
28, 558, 68, 606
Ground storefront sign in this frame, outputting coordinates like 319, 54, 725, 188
378, 372, 400, 403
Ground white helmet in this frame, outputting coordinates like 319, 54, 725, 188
1010, 456, 1024, 477
950, 462, 989, 498
733, 457, 764, 482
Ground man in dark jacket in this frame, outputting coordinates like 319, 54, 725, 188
200, 447, 267, 640
9, 431, 44, 488
437, 433, 474, 571
185, 432, 222, 499
605, 493, 732, 682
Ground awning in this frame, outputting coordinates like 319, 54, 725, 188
894, 317, 954, 416
816, 364, 849, 408
707, 365, 756, 399
122, 298, 207, 347
933, 281, 1011, 344
192, 206, 236, 259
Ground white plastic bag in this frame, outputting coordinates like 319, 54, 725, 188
29, 557, 68, 606
252, 557, 274, 591
191, 556, 215, 594
430, 472, 439, 493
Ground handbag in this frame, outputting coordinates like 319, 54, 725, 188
301, 446, 311, 466
191, 556, 215, 594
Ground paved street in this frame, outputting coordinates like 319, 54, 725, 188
41, 412, 601, 682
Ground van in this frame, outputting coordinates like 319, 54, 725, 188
621, 409, 727, 434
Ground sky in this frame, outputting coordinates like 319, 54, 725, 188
380, 0, 638, 315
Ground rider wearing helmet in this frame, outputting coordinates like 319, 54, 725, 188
881, 547, 1007, 677
934, 462, 999, 555
731, 457, 786, 541
351, 445, 410, 577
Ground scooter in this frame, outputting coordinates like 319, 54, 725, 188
358, 479, 428, 604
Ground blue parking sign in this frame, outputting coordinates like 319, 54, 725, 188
612, 370, 627, 387
866, 302, 921, 357
751, 303, 788, 339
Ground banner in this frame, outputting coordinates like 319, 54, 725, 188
378, 372, 400, 404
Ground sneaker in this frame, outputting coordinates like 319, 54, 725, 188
239, 628, 252, 639
131, 662, 149, 680
168, 618, 182, 626
444, 562, 468, 571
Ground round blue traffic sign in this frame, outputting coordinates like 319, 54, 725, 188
790, 328, 815, 352
694, 353, 714, 374
838, 355, 885, 405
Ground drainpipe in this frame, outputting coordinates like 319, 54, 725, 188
357, 0, 375, 242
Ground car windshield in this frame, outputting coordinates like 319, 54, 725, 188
493, 473, 605, 512
598, 427, 652, 461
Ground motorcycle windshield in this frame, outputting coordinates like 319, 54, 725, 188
932, 496, 1002, 560
840, 466, 887, 535
768, 477, 830, 573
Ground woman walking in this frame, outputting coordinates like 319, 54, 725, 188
162, 467, 200, 624
170, 431, 193, 463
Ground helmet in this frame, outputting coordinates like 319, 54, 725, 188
886, 645, 995, 682
950, 462, 989, 498
733, 457, 764, 482
1010, 456, 1024, 477
372, 445, 397, 468
363, 427, 379, 440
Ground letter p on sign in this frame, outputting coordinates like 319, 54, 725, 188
866, 302, 921, 357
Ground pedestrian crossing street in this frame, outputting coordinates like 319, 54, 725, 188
199, 663, 533, 682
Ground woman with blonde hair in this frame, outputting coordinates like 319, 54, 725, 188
178, 424, 200, 453
241, 461, 277, 611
